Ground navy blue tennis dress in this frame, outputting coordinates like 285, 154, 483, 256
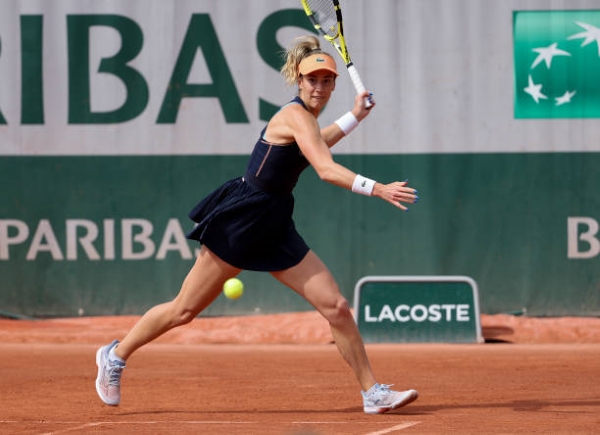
186, 97, 311, 271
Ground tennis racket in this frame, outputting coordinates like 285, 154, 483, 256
301, 0, 373, 108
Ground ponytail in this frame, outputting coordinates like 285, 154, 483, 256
280, 35, 326, 86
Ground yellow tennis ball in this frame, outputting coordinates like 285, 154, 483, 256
223, 278, 244, 300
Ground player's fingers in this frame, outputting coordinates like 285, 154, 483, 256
359, 91, 375, 109
395, 195, 417, 205
355, 91, 374, 109
366, 92, 375, 107
406, 189, 419, 203
391, 188, 419, 204
358, 90, 371, 99
394, 197, 412, 205
401, 186, 419, 200
389, 199, 408, 211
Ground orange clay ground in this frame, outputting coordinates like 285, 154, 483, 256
1, 313, 599, 434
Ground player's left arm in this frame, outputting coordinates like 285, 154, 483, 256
320, 90, 375, 148
292, 107, 418, 210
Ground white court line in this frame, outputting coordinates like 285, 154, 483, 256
39, 422, 102, 435
34, 421, 258, 435
363, 422, 422, 435
290, 422, 396, 426
0, 419, 422, 435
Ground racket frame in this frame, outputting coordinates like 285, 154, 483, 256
301, 0, 371, 106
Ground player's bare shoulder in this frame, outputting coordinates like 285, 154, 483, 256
285, 102, 318, 131
266, 103, 314, 144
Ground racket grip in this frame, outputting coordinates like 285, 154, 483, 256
347, 64, 373, 108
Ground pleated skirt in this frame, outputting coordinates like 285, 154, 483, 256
186, 177, 309, 271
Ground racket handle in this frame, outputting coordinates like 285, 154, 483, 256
347, 64, 373, 108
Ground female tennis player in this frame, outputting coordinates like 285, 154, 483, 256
95, 35, 419, 414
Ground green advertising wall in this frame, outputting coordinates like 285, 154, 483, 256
2, 152, 599, 317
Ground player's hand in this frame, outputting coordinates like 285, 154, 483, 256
372, 180, 419, 211
351, 91, 375, 122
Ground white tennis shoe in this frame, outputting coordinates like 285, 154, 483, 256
362, 383, 418, 414
95, 340, 125, 406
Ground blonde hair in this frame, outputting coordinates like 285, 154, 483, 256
280, 35, 330, 86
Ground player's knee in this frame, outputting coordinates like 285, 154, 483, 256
168, 305, 197, 327
177, 309, 197, 326
324, 297, 353, 326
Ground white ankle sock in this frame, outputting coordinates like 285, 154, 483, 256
109, 347, 125, 365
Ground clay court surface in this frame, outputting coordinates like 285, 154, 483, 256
1, 313, 599, 434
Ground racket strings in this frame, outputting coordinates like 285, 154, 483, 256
305, 0, 338, 38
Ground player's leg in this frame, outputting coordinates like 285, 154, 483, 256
271, 250, 377, 391
96, 245, 240, 405
270, 249, 418, 413
116, 245, 241, 360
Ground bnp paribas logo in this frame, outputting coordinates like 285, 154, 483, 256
514, 11, 600, 118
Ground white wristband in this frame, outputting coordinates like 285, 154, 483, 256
352, 174, 376, 196
335, 111, 359, 136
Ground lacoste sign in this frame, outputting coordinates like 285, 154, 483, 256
353, 276, 483, 344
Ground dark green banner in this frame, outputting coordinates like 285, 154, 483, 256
1, 153, 599, 318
